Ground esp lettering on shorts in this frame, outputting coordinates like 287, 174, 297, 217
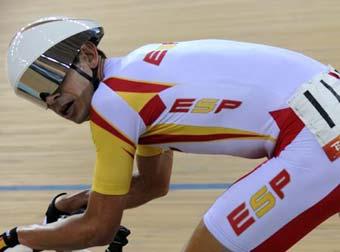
227, 169, 290, 236
169, 98, 241, 114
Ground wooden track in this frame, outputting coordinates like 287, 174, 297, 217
0, 0, 339, 251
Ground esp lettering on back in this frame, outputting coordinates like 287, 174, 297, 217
143, 42, 177, 66
169, 98, 241, 114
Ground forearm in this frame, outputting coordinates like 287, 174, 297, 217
18, 214, 103, 250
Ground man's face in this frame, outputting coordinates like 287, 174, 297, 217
45, 62, 94, 124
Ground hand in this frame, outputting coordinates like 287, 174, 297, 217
105, 226, 131, 252
45, 193, 131, 252
44, 193, 86, 252
44, 193, 86, 224
0, 228, 19, 252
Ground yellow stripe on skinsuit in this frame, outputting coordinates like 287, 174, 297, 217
141, 123, 276, 143
116, 92, 156, 112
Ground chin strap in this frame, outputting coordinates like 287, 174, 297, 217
70, 64, 100, 91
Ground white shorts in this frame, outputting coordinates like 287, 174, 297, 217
204, 85, 340, 251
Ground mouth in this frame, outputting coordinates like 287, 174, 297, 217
60, 100, 75, 117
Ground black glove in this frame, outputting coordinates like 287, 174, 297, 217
0, 228, 19, 252
44, 192, 86, 224
45, 192, 69, 224
105, 226, 131, 252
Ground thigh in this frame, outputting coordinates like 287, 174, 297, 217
204, 128, 340, 252
183, 220, 231, 252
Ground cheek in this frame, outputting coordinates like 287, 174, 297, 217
74, 91, 92, 115
72, 84, 88, 98
73, 97, 92, 123
78, 87, 93, 109
63, 74, 89, 97
78, 82, 94, 108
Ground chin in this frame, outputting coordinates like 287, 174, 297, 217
73, 110, 90, 124
71, 102, 91, 124
73, 118, 84, 124
72, 115, 87, 124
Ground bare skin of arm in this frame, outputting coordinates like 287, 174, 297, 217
126, 150, 173, 208
55, 150, 173, 212
16, 151, 173, 250
18, 191, 125, 250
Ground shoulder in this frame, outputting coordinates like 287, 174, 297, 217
90, 81, 144, 143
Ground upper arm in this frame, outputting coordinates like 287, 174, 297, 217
136, 149, 173, 191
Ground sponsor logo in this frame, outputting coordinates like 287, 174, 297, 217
227, 169, 290, 236
323, 136, 340, 161
169, 98, 241, 114
331, 141, 340, 151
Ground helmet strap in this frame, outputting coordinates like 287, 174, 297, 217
70, 64, 100, 91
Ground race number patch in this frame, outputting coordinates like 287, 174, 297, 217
288, 66, 340, 161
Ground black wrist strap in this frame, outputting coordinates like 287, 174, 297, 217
45, 193, 69, 223
3, 228, 19, 247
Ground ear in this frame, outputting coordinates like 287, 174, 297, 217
79, 41, 99, 69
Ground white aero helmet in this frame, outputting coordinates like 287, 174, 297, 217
7, 16, 104, 108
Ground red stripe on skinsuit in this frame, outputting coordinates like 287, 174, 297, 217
329, 72, 340, 79
104, 77, 171, 93
139, 95, 166, 126
269, 108, 304, 157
